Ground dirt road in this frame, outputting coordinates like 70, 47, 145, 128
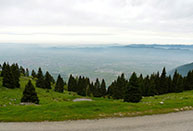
1, 110, 193, 131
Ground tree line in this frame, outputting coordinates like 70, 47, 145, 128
1, 62, 193, 104
68, 75, 106, 97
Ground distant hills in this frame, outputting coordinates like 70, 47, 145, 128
169, 62, 193, 76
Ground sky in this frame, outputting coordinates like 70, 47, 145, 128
0, 0, 193, 45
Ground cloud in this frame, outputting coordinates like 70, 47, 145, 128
0, 0, 193, 44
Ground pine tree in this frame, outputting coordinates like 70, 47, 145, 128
1, 62, 6, 77
184, 70, 193, 90
36, 67, 45, 88
45, 71, 55, 84
31, 69, 37, 78
21, 80, 39, 104
3, 63, 15, 89
19, 66, 25, 76
124, 72, 142, 103
167, 75, 173, 93
159, 67, 168, 94
25, 68, 29, 77
44, 71, 52, 89
154, 71, 160, 95
172, 70, 184, 92
100, 79, 106, 97
11, 63, 20, 88
94, 78, 101, 97
89, 82, 95, 96
111, 73, 128, 99
68, 74, 77, 92
149, 74, 156, 96
55, 74, 65, 93
138, 74, 144, 95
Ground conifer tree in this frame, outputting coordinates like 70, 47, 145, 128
44, 71, 52, 89
86, 84, 92, 96
159, 67, 168, 94
19, 66, 25, 76
94, 78, 101, 97
55, 74, 65, 93
100, 79, 106, 97
36, 67, 45, 88
149, 74, 156, 96
31, 69, 37, 78
167, 75, 172, 93
184, 70, 193, 90
3, 63, 15, 89
68, 74, 77, 92
107, 82, 115, 97
21, 80, 39, 104
11, 63, 20, 88
124, 72, 142, 103
111, 73, 128, 99
1, 62, 6, 77
154, 72, 160, 95
138, 74, 144, 95
25, 68, 29, 77
172, 70, 184, 92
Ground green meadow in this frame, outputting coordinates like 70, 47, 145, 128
0, 76, 193, 122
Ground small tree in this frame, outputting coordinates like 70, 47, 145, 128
55, 74, 65, 93
21, 80, 39, 104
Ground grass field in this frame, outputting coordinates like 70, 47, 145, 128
0, 76, 193, 122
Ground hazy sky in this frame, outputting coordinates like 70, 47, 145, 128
0, 0, 193, 45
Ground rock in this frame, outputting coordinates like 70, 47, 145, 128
174, 108, 179, 112
160, 101, 164, 104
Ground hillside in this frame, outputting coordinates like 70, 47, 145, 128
169, 62, 193, 76
1, 75, 193, 122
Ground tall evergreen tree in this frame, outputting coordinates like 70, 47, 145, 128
3, 63, 15, 89
93, 78, 101, 97
172, 70, 184, 92
55, 74, 65, 93
111, 73, 128, 99
19, 66, 25, 76
184, 70, 193, 90
25, 68, 29, 77
159, 67, 168, 94
36, 67, 45, 88
124, 72, 142, 103
21, 80, 39, 104
68, 74, 77, 92
31, 69, 37, 78
44, 71, 52, 89
11, 63, 20, 88
1, 62, 6, 77
100, 79, 106, 97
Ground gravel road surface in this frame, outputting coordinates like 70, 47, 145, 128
1, 110, 193, 131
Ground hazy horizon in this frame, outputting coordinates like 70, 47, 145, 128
0, 0, 193, 45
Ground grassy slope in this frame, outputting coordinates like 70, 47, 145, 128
0, 76, 193, 122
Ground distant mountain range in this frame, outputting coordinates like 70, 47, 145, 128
169, 62, 193, 76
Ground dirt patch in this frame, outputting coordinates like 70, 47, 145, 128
73, 98, 92, 102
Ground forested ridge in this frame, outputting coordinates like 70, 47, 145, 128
1, 62, 193, 104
